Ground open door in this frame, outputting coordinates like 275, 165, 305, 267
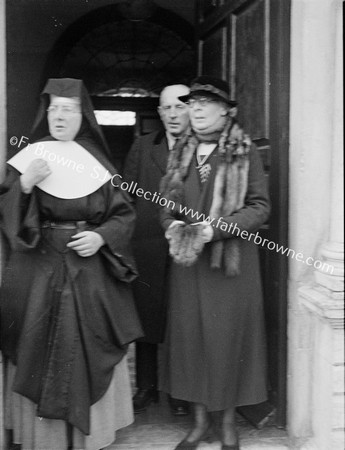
196, 0, 290, 428
91, 96, 161, 172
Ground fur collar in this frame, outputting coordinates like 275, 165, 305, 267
160, 117, 251, 276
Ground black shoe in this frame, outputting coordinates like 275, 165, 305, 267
133, 388, 159, 413
169, 396, 190, 416
174, 424, 214, 449
221, 424, 240, 449
222, 441, 240, 450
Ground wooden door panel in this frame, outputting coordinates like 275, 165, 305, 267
199, 21, 228, 79
231, 0, 269, 140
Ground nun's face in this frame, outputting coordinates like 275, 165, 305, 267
47, 95, 82, 141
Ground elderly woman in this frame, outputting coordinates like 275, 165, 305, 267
159, 76, 270, 450
0, 78, 143, 450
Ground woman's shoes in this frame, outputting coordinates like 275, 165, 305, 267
221, 424, 240, 449
174, 424, 214, 449
222, 440, 240, 450
221, 424, 240, 450
132, 388, 159, 413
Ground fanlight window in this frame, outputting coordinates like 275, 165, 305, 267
60, 20, 195, 97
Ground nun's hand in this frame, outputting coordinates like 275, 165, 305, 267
20, 159, 52, 193
67, 231, 105, 257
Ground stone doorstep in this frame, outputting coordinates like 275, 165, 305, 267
107, 423, 290, 450
109, 388, 289, 449
110, 440, 290, 449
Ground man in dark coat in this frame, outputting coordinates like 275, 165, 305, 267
123, 84, 190, 415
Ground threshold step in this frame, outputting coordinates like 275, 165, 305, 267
107, 423, 289, 450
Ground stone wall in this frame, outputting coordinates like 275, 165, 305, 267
289, 1, 344, 448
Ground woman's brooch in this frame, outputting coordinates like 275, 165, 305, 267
196, 163, 212, 183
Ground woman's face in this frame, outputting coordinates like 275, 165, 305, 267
47, 95, 82, 141
188, 95, 228, 134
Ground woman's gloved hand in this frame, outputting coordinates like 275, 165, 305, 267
165, 220, 185, 240
165, 221, 211, 267
192, 221, 214, 243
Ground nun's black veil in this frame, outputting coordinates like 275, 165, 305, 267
30, 78, 115, 174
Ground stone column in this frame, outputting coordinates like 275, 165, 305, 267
313, 2, 344, 294
298, 2, 344, 449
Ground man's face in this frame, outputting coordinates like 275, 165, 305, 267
158, 85, 190, 137
47, 95, 82, 141
188, 95, 228, 133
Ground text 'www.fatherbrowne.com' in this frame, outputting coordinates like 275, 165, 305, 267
111, 174, 334, 276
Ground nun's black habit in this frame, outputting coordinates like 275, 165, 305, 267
0, 79, 143, 440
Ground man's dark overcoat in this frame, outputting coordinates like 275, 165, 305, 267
123, 130, 169, 343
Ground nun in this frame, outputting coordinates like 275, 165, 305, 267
0, 78, 143, 450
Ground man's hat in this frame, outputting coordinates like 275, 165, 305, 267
178, 76, 237, 107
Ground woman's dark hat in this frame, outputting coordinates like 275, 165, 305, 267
179, 76, 237, 107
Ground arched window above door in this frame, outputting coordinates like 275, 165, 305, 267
53, 6, 195, 96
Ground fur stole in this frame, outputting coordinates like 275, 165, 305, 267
160, 117, 251, 276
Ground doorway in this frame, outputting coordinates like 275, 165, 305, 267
43, 3, 196, 170
92, 96, 162, 172
43, 0, 290, 428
